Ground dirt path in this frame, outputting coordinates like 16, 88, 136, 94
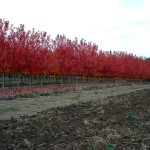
0, 83, 150, 120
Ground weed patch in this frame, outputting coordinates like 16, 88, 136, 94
84, 86, 100, 90
125, 112, 141, 126
39, 93, 52, 96
0, 96, 15, 100
70, 95, 81, 101
21, 93, 38, 98
39, 111, 54, 121
0, 107, 20, 115
18, 117, 29, 126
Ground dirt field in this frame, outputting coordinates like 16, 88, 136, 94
0, 84, 150, 149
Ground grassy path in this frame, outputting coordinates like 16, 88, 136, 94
0, 83, 150, 120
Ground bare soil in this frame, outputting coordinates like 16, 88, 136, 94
0, 84, 150, 149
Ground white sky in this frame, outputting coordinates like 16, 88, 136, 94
0, 0, 150, 57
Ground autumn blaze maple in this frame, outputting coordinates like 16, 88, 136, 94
0, 18, 150, 90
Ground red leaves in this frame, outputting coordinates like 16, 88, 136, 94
0, 83, 123, 98
0, 18, 150, 80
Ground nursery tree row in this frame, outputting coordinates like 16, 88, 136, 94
0, 18, 150, 87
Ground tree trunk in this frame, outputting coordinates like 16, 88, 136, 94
2, 73, 5, 96
30, 75, 32, 88
21, 74, 23, 86
49, 75, 51, 84
60, 76, 63, 86
68, 75, 71, 84
40, 75, 43, 88
88, 76, 89, 83
75, 76, 77, 85
82, 76, 84, 84
14, 74, 16, 81
8, 74, 10, 97
94, 76, 96, 83
18, 74, 20, 87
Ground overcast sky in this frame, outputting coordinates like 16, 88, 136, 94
0, 0, 150, 57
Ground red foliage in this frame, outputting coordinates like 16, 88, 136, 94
0, 18, 150, 80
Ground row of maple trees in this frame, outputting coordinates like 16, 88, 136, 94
0, 18, 150, 80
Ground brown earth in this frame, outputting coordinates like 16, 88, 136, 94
0, 84, 150, 149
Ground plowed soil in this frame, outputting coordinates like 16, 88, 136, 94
0, 86, 150, 149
